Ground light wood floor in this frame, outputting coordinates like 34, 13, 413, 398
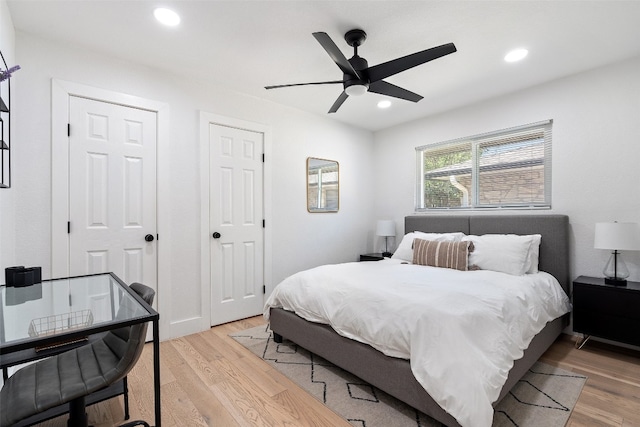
34, 316, 640, 427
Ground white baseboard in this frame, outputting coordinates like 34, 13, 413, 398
168, 316, 209, 340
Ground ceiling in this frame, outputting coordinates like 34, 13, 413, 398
7, 0, 640, 131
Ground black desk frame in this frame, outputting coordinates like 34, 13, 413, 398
0, 272, 161, 427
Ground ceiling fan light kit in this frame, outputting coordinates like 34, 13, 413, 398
345, 83, 368, 96
265, 29, 456, 113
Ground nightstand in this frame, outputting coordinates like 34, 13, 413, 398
360, 253, 385, 262
572, 275, 640, 348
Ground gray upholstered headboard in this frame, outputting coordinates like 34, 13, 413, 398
404, 215, 570, 294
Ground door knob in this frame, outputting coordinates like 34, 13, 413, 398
212, 232, 221, 239
145, 234, 155, 242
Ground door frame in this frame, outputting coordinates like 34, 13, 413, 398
51, 79, 171, 340
199, 112, 272, 329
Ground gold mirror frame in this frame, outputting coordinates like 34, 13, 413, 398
307, 157, 339, 213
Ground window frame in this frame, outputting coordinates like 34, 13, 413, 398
415, 120, 552, 211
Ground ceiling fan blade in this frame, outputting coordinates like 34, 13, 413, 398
366, 43, 457, 83
265, 81, 343, 90
328, 91, 349, 114
368, 80, 423, 102
312, 32, 361, 79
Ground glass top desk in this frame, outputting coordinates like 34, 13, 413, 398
0, 272, 161, 426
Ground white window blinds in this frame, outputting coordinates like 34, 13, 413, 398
416, 120, 552, 210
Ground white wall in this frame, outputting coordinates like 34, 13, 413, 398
4, 31, 374, 338
0, 0, 16, 274
373, 56, 640, 283
6, 20, 639, 341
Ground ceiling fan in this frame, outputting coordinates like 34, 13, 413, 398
265, 29, 457, 113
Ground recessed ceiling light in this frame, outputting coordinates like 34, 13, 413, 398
377, 100, 392, 109
154, 8, 180, 26
504, 48, 528, 63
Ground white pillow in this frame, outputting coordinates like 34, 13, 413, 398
525, 234, 542, 274
463, 234, 539, 276
392, 231, 466, 262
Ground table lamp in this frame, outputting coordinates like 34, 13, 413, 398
376, 220, 396, 258
594, 222, 640, 286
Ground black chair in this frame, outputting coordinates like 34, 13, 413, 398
0, 282, 155, 427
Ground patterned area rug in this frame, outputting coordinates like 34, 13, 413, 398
231, 325, 587, 427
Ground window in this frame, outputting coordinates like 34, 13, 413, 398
416, 120, 552, 210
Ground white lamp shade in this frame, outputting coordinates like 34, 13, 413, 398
594, 222, 640, 251
376, 220, 396, 237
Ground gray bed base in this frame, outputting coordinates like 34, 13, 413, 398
270, 214, 570, 427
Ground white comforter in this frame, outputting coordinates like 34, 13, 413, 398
264, 258, 571, 427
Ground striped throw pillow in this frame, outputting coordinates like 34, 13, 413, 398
412, 238, 472, 271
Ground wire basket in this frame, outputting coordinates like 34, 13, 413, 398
28, 309, 94, 338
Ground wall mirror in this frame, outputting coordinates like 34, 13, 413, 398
307, 157, 339, 213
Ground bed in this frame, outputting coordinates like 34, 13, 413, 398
266, 214, 571, 427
